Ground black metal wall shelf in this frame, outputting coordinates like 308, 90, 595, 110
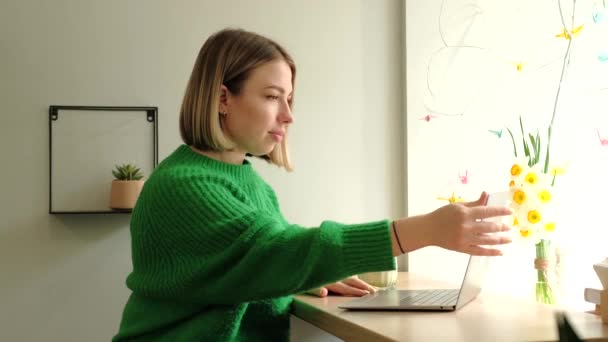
51, 210, 132, 215
49, 105, 158, 214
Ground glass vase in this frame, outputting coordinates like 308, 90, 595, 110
534, 239, 556, 304
358, 257, 398, 289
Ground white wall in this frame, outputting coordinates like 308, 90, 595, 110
0, 0, 404, 340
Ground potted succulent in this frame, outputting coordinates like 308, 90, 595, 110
109, 163, 145, 210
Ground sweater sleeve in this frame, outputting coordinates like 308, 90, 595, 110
127, 178, 396, 305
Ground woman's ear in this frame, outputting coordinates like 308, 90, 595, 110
218, 84, 229, 114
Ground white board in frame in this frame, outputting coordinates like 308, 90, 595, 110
49, 106, 158, 214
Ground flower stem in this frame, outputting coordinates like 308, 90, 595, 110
535, 239, 555, 304
544, 0, 576, 174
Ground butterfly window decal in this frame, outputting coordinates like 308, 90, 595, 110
437, 192, 466, 204
489, 128, 503, 138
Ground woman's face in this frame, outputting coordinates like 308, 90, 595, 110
220, 59, 294, 157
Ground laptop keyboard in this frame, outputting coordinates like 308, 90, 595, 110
399, 289, 459, 306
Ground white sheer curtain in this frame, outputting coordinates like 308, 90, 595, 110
405, 0, 608, 306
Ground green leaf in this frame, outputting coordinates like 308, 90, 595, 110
543, 126, 552, 174
519, 116, 530, 157
535, 131, 541, 166
519, 116, 531, 163
529, 133, 538, 165
112, 163, 144, 180
507, 127, 517, 157
529, 131, 542, 166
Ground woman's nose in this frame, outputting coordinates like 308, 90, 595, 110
280, 103, 293, 124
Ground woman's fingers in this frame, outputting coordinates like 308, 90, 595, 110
473, 221, 511, 234
341, 276, 377, 293
466, 245, 504, 256
462, 191, 488, 207
305, 276, 378, 298
325, 282, 371, 296
305, 287, 328, 297
461, 192, 511, 222
468, 205, 512, 220
472, 233, 512, 246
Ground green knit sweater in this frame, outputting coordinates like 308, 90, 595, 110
113, 145, 395, 341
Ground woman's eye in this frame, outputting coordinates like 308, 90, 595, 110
266, 95, 280, 100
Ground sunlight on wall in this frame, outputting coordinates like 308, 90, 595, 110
407, 0, 608, 305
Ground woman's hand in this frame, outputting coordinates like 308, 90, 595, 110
426, 191, 512, 255
393, 191, 513, 256
305, 276, 376, 297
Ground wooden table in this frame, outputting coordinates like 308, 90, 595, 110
293, 272, 608, 341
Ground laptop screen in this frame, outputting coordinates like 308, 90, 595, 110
456, 191, 510, 308
455, 255, 490, 309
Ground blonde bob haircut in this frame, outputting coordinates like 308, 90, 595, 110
179, 28, 296, 171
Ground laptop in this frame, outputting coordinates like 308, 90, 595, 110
338, 254, 489, 311
339, 191, 509, 311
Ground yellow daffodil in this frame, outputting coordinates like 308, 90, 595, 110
511, 163, 523, 176
507, 161, 557, 245
525, 172, 538, 185
538, 189, 552, 203
513, 190, 526, 205
520, 228, 532, 238
527, 210, 542, 224
550, 165, 567, 176
515, 223, 542, 244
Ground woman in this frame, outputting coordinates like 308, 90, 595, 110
113, 28, 512, 341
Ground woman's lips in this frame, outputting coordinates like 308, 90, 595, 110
269, 131, 284, 142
